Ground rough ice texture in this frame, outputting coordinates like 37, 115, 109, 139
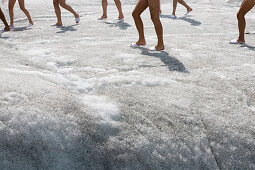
0, 0, 254, 169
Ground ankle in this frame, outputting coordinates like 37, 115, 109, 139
237, 38, 245, 43
156, 43, 165, 50
136, 39, 146, 45
187, 8, 192, 12
101, 14, 107, 18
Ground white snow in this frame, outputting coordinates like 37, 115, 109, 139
0, 0, 255, 169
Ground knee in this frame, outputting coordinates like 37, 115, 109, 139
19, 6, 26, 11
132, 11, 139, 19
59, 2, 67, 8
237, 11, 244, 20
150, 14, 159, 23
53, 0, 59, 6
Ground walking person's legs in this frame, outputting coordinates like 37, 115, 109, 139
237, 0, 254, 43
148, 0, 164, 51
132, 0, 164, 51
132, 0, 148, 46
53, 0, 79, 26
59, 0, 79, 19
114, 0, 124, 19
172, 0, 177, 16
9, 0, 16, 27
171, 0, 192, 18
178, 0, 192, 14
230, 0, 255, 44
53, 0, 62, 26
0, 8, 10, 31
18, 0, 33, 25
100, 0, 108, 19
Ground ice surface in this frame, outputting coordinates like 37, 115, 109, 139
0, 0, 255, 169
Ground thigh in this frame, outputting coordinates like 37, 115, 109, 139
53, 0, 60, 4
18, 0, 25, 8
133, 0, 148, 15
239, 0, 255, 15
148, 0, 160, 16
9, 0, 17, 7
59, 0, 66, 4
0, 8, 3, 15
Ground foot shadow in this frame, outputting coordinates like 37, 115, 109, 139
160, 14, 201, 26
56, 24, 77, 34
138, 47, 189, 73
160, 14, 175, 19
178, 16, 201, 26
0, 32, 9, 39
13, 26, 29, 32
242, 44, 255, 51
105, 20, 131, 30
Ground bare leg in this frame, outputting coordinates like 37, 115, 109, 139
159, 0, 162, 14
59, 0, 79, 18
0, 8, 10, 31
53, 0, 62, 26
132, 0, 148, 45
236, 0, 255, 43
178, 0, 192, 12
18, 0, 33, 25
9, 0, 16, 27
148, 0, 164, 50
100, 0, 107, 19
172, 0, 177, 16
172, 0, 192, 16
114, 0, 124, 19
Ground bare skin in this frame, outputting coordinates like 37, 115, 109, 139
53, 0, 79, 26
0, 8, 10, 31
100, 0, 124, 20
132, 0, 164, 51
159, 0, 162, 13
172, 0, 192, 16
236, 0, 255, 43
9, 0, 33, 27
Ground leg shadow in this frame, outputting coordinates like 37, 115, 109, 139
160, 14, 201, 26
242, 44, 255, 51
160, 14, 175, 19
13, 26, 29, 32
0, 32, 9, 39
138, 47, 189, 73
178, 16, 201, 26
56, 24, 77, 34
105, 20, 131, 30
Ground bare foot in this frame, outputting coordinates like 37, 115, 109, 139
187, 8, 192, 13
74, 14, 79, 18
237, 38, 245, 43
4, 26, 10, 31
155, 44, 165, 51
55, 22, 63, 26
75, 14, 80, 23
136, 39, 146, 46
100, 14, 107, 20
118, 14, 124, 20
